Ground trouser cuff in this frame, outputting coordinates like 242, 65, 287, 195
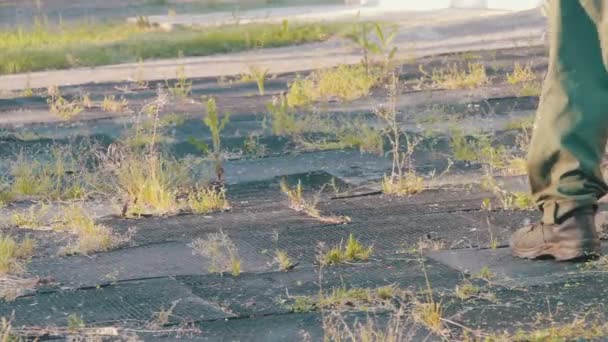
541, 199, 598, 225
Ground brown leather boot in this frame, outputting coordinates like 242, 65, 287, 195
510, 211, 601, 261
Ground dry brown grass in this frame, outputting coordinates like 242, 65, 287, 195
0, 275, 45, 302
101, 95, 130, 113
190, 230, 241, 276
280, 179, 349, 224
47, 86, 84, 120
55, 204, 129, 256
0, 235, 34, 275
322, 308, 413, 342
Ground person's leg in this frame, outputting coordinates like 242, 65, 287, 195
511, 0, 608, 260
528, 0, 608, 223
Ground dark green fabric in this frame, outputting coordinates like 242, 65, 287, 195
528, 0, 608, 224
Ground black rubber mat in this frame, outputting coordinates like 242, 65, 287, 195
101, 191, 539, 277
103, 204, 326, 247
176, 258, 462, 318
445, 272, 608, 336
191, 311, 430, 342
246, 209, 538, 266
28, 242, 243, 288
429, 244, 608, 287
318, 188, 496, 217
0, 277, 231, 327
142, 311, 431, 342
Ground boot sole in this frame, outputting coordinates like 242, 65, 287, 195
512, 239, 601, 261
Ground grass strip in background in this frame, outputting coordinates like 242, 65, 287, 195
0, 20, 351, 74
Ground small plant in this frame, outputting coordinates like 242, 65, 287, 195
318, 123, 384, 155
371, 23, 399, 74
242, 133, 267, 158
293, 116, 384, 155
344, 234, 373, 261
413, 259, 446, 336
291, 296, 316, 313
489, 237, 499, 250
481, 198, 492, 211
231, 258, 241, 277
455, 281, 481, 300
506, 62, 536, 85
324, 247, 344, 266
581, 255, 608, 272
507, 62, 542, 97
55, 204, 123, 256
498, 319, 608, 341
345, 21, 398, 74
67, 314, 85, 332
60, 225, 118, 256
356, 125, 385, 155
505, 157, 528, 176
430, 62, 488, 90
149, 301, 179, 329
286, 76, 316, 108
10, 204, 49, 229
512, 191, 535, 209
111, 91, 195, 216
322, 234, 373, 265
10, 148, 88, 202
274, 250, 295, 271
190, 230, 241, 276
458, 52, 480, 61
0, 235, 35, 275
0, 316, 19, 342
323, 307, 409, 342
101, 95, 129, 113
449, 129, 481, 163
11, 157, 54, 199
517, 81, 542, 97
451, 129, 527, 177
167, 65, 192, 99
187, 187, 230, 214
247, 66, 269, 96
0, 189, 13, 208
115, 153, 183, 216
280, 179, 349, 224
285, 65, 378, 108
377, 74, 425, 196
281, 179, 304, 210
267, 94, 297, 135
477, 266, 495, 281
318, 286, 372, 309
412, 237, 446, 254
189, 97, 230, 182
316, 64, 377, 101
376, 285, 395, 300
81, 93, 93, 108
47, 86, 84, 120
482, 172, 535, 210
381, 172, 424, 196
125, 112, 185, 148
345, 20, 376, 72
413, 301, 444, 333
291, 285, 398, 316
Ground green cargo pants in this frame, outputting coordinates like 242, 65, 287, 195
529, 0, 608, 224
